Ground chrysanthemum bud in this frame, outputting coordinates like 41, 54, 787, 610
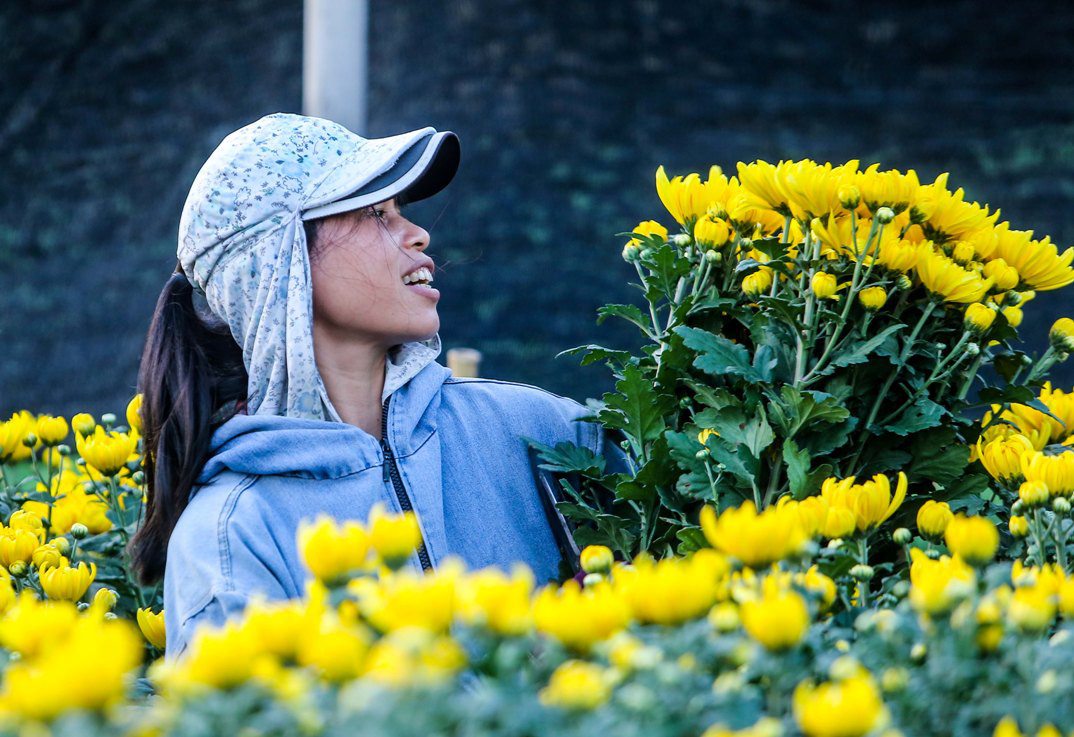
622, 243, 640, 262
964, 303, 996, 334
1002, 306, 1023, 328
737, 237, 752, 250
896, 274, 913, 291
1011, 499, 1025, 516
8, 561, 26, 576
875, 206, 895, 224
70, 523, 90, 540
966, 343, 980, 356
892, 527, 912, 545
1049, 318, 1074, 353
582, 572, 605, 587
672, 233, 692, 247
916, 500, 953, 541
858, 286, 888, 311
983, 258, 1019, 291
811, 272, 839, 300
881, 667, 909, 693
952, 242, 975, 265
1008, 515, 1029, 538
910, 643, 927, 663
92, 587, 119, 612
695, 448, 709, 459
52, 537, 70, 555
101, 413, 117, 428
838, 185, 861, 210
705, 249, 720, 263
1053, 497, 1071, 515
741, 269, 773, 298
132, 470, 145, 485
56, 444, 71, 456
850, 564, 874, 581
580, 545, 614, 574
1019, 480, 1049, 508
71, 413, 96, 437
708, 602, 740, 633
21, 432, 37, 448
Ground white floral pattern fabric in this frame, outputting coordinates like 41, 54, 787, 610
177, 112, 443, 423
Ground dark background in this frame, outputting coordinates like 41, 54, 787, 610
2, 0, 1072, 418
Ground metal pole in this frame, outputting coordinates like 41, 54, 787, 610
303, 0, 368, 134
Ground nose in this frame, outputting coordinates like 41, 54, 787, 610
408, 221, 431, 252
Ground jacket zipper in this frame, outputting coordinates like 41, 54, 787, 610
380, 393, 433, 572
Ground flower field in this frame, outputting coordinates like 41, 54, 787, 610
2, 158, 1074, 735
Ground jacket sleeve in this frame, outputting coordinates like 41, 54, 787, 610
164, 476, 295, 660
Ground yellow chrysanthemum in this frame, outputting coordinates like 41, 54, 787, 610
699, 501, 808, 568
914, 242, 993, 303
854, 162, 920, 215
990, 221, 1074, 291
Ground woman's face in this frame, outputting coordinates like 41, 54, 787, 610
308, 196, 439, 348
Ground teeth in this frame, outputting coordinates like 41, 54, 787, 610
403, 267, 433, 285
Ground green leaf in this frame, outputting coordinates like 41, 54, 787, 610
682, 380, 739, 410
601, 363, 673, 445
782, 439, 832, 499
879, 397, 947, 436
674, 326, 762, 382
768, 386, 851, 438
750, 235, 789, 261
907, 428, 970, 486
596, 303, 654, 335
524, 437, 606, 476
675, 526, 709, 555
934, 473, 992, 504
823, 324, 906, 374
556, 343, 633, 368
704, 406, 775, 459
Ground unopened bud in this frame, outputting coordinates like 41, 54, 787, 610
56, 444, 71, 456
705, 249, 720, 263
966, 343, 980, 356
101, 413, 117, 427
70, 523, 89, 540
622, 243, 640, 262
892, 580, 910, 598
910, 642, 927, 663
875, 206, 895, 224
132, 470, 145, 485
893, 527, 912, 545
8, 561, 26, 576
838, 185, 861, 210
737, 237, 752, 250
695, 448, 710, 459
896, 274, 913, 291
582, 572, 605, 588
850, 564, 875, 581
52, 537, 70, 555
672, 233, 692, 247
92, 587, 119, 612
1053, 497, 1071, 515
1011, 499, 1025, 515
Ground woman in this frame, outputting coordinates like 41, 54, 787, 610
128, 112, 627, 658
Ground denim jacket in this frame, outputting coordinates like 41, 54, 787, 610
163, 360, 628, 658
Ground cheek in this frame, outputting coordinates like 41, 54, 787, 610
310, 244, 399, 324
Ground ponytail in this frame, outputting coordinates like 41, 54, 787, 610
128, 263, 248, 585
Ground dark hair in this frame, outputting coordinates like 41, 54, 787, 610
128, 194, 414, 584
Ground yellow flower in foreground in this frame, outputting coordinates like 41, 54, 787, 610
1008, 515, 1029, 538
786, 495, 856, 540
296, 612, 371, 682
532, 578, 630, 652
453, 564, 535, 636
915, 242, 992, 303
1021, 449, 1074, 497
354, 559, 461, 634
538, 659, 613, 710
158, 621, 264, 692
1008, 584, 1056, 633
908, 548, 975, 615
75, 425, 137, 477
612, 549, 729, 625
137, 607, 166, 650
700, 501, 807, 568
944, 514, 999, 565
39, 561, 97, 602
793, 671, 888, 737
0, 593, 80, 658
361, 627, 465, 687
740, 580, 810, 651
297, 514, 372, 584
0, 609, 142, 721
368, 502, 423, 568
71, 413, 96, 437
916, 500, 953, 541
991, 221, 1074, 291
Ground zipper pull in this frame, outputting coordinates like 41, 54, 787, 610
381, 440, 391, 483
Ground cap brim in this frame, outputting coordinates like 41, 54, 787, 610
301, 130, 460, 221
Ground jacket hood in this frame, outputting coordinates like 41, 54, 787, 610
196, 360, 453, 485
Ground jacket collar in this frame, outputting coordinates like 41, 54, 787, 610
196, 360, 452, 484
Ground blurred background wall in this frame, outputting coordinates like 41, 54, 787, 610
1, 0, 1072, 417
